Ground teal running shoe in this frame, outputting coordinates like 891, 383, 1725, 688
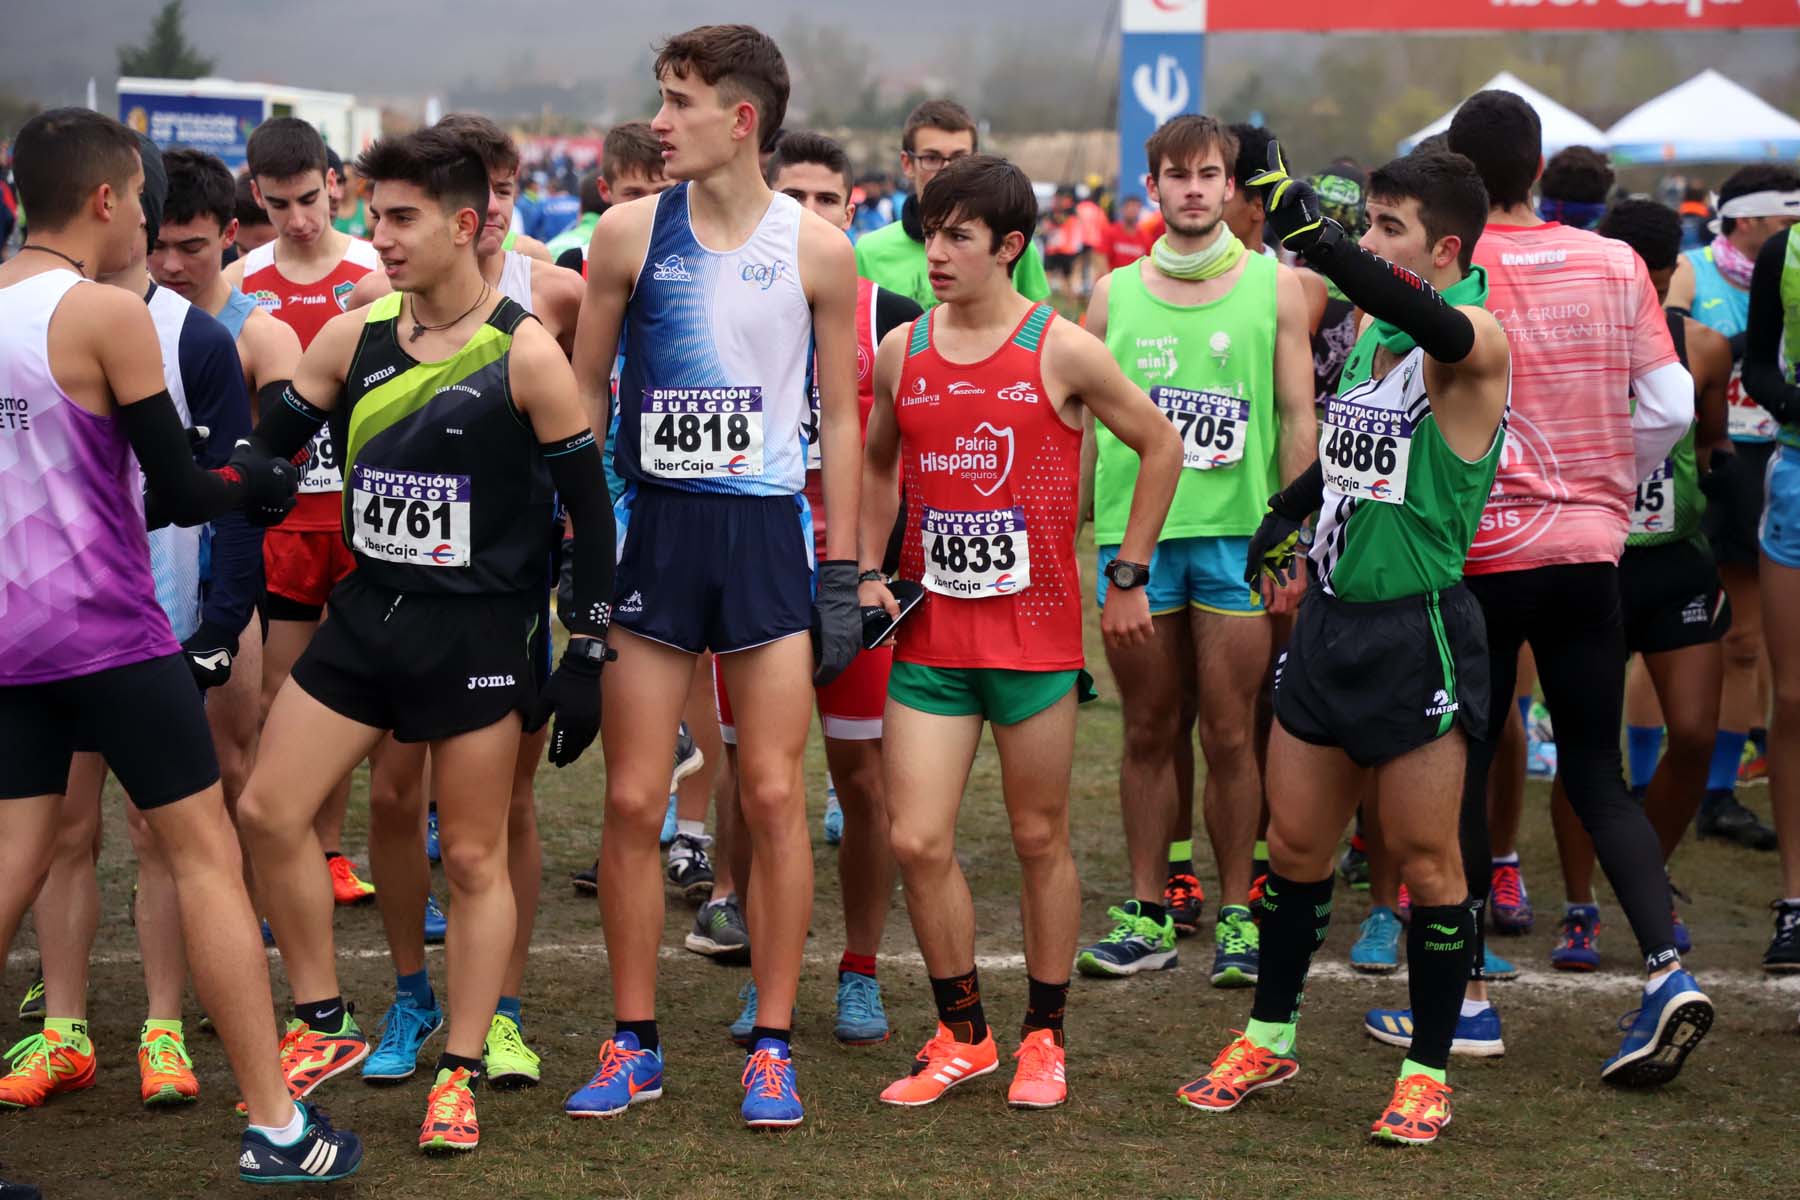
1349, 906, 1401, 974
834, 973, 889, 1045
361, 994, 443, 1083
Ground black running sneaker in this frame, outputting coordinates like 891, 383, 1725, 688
665, 832, 715, 904
571, 860, 598, 894
238, 1103, 363, 1184
685, 895, 750, 963
1696, 790, 1778, 850
1763, 900, 1800, 973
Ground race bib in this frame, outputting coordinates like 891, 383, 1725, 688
1630, 458, 1674, 536
1151, 386, 1247, 470
1726, 367, 1778, 441
1321, 395, 1412, 506
920, 505, 1030, 598
641, 387, 764, 479
350, 465, 470, 567
298, 427, 343, 494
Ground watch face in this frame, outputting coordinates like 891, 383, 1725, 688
1111, 561, 1138, 587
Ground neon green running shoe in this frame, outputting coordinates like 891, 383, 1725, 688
482, 1013, 540, 1088
1211, 905, 1260, 988
16, 976, 43, 1022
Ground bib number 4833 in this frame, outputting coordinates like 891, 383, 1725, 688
921, 506, 1031, 598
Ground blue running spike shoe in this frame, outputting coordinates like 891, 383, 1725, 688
423, 895, 448, 945
1211, 905, 1260, 987
1551, 904, 1601, 971
1350, 907, 1401, 974
834, 973, 889, 1045
1076, 901, 1178, 978
730, 982, 758, 1046
1363, 1004, 1505, 1057
1601, 969, 1713, 1088
238, 1102, 363, 1184
425, 806, 440, 865
659, 795, 678, 847
1484, 946, 1520, 981
741, 1039, 804, 1128
362, 994, 444, 1082
564, 1033, 664, 1117
823, 784, 843, 846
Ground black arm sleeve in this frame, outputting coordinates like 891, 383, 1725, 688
544, 429, 616, 638
121, 390, 246, 528
1301, 224, 1478, 365
250, 383, 331, 461
1268, 460, 1326, 521
1743, 229, 1799, 425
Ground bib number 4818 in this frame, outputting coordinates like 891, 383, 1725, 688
651, 411, 754, 454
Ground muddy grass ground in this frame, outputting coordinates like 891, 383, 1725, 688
6, 571, 1799, 1199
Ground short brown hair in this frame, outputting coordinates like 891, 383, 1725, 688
246, 116, 328, 183
1144, 114, 1237, 182
355, 128, 489, 223
434, 113, 521, 177
10, 107, 141, 231
653, 25, 789, 148
919, 154, 1037, 275
903, 99, 979, 154
601, 121, 664, 187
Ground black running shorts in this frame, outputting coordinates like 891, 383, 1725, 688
1274, 583, 1490, 768
0, 654, 219, 809
1703, 440, 1775, 567
1619, 538, 1731, 656
291, 572, 541, 743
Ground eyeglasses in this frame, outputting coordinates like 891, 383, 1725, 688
907, 150, 971, 171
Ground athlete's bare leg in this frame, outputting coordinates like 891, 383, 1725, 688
1192, 610, 1270, 907
718, 635, 816, 1031
1103, 612, 1192, 902
127, 806, 188, 1020
238, 684, 387, 1006
431, 714, 524, 1059
1376, 730, 1471, 909
1262, 724, 1363, 881
991, 693, 1081, 981
261, 614, 353, 852
0, 797, 65, 994
210, 624, 262, 815
1761, 556, 1800, 897
714, 749, 744, 900
597, 628, 694, 1020
678, 655, 721, 826
882, 702, 985, 976
501, 727, 548, 1000
825, 734, 893, 957
1363, 784, 1401, 909
367, 737, 431, 977
1720, 561, 1765, 746
1170, 685, 1198, 851
35, 755, 106, 1018
1487, 699, 1528, 860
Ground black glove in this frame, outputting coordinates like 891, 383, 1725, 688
180, 621, 239, 691
1700, 448, 1744, 503
555, 535, 577, 633
1247, 141, 1330, 255
1244, 508, 1306, 593
811, 559, 861, 687
526, 642, 610, 767
227, 439, 300, 527
185, 424, 211, 456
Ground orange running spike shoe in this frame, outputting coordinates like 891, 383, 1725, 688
139, 1025, 200, 1106
329, 855, 376, 905
280, 1017, 369, 1098
878, 1023, 998, 1106
0, 1028, 97, 1109
1175, 1033, 1298, 1113
1370, 1073, 1453, 1145
1006, 1030, 1067, 1109
419, 1066, 480, 1152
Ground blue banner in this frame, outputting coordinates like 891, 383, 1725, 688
1117, 31, 1206, 203
120, 92, 265, 171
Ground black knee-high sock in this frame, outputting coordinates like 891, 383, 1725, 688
1248, 871, 1335, 1026
1406, 901, 1477, 1071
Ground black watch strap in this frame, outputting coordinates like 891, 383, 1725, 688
566, 636, 615, 665
858, 569, 886, 583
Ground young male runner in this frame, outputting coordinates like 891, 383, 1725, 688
1741, 212, 1800, 975
0, 108, 352, 1183
346, 113, 583, 1088
1443, 91, 1711, 1084
234, 128, 616, 1153
854, 100, 1052, 310
11, 133, 266, 1112
1546, 199, 1732, 967
862, 154, 1181, 1110
711, 131, 922, 1046
1076, 115, 1315, 987
224, 117, 382, 904
563, 24, 863, 1129
1668, 165, 1799, 844
1180, 145, 1509, 1147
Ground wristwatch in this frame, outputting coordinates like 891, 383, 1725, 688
858, 569, 887, 584
1103, 559, 1151, 590
565, 636, 615, 666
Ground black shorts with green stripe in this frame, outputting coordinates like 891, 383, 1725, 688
1274, 582, 1489, 768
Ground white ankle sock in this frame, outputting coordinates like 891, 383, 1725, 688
250, 1102, 305, 1146
1460, 998, 1491, 1018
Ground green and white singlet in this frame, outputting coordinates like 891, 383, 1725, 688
1312, 341, 1507, 602
1627, 311, 1704, 549
1095, 253, 1280, 543
338, 292, 554, 595
1783, 230, 1800, 450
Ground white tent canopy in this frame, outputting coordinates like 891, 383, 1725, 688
1605, 70, 1800, 165
1399, 72, 1607, 156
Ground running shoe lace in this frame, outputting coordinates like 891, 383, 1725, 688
428, 1070, 472, 1123
741, 1048, 789, 1099
1014, 1036, 1059, 1080
1218, 911, 1257, 954
838, 974, 879, 1025
1389, 1075, 1450, 1121
2, 1033, 53, 1077
1209, 1035, 1275, 1083
385, 1001, 436, 1045
143, 1031, 191, 1076
489, 1015, 528, 1056
1490, 865, 1524, 908
909, 1028, 955, 1076
1166, 875, 1199, 907
1100, 905, 1149, 944
591, 1039, 642, 1086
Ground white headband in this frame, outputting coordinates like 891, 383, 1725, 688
1717, 189, 1800, 219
